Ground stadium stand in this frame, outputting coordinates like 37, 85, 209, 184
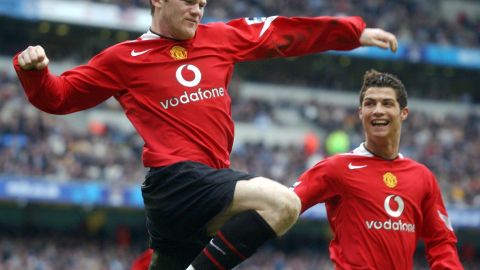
1, 0, 480, 268
0, 229, 478, 269
76, 0, 480, 48
0, 233, 138, 269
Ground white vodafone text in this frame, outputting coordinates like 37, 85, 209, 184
160, 88, 225, 109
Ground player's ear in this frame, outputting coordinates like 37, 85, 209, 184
358, 106, 363, 120
151, 0, 162, 9
400, 107, 409, 121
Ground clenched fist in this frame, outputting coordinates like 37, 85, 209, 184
17, 45, 50, 70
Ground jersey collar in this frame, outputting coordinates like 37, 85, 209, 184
140, 29, 190, 42
140, 29, 161, 40
351, 143, 404, 160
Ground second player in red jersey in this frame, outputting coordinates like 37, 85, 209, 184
294, 70, 463, 270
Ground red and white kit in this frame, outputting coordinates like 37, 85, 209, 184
294, 144, 463, 270
14, 16, 365, 169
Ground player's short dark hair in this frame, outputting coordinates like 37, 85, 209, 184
150, 1, 154, 16
359, 69, 408, 109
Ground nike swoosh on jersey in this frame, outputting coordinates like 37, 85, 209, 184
348, 162, 367, 170
131, 49, 152, 57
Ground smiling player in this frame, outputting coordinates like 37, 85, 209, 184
293, 70, 464, 270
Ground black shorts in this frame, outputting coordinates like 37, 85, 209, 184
141, 161, 255, 260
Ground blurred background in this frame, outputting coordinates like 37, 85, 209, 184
0, 0, 479, 269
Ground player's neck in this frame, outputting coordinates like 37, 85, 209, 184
364, 139, 399, 160
148, 27, 183, 41
149, 18, 183, 41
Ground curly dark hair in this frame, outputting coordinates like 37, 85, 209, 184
359, 69, 408, 109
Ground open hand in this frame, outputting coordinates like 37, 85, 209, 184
359, 28, 398, 53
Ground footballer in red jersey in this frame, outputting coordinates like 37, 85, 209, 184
294, 70, 463, 270
13, 0, 398, 269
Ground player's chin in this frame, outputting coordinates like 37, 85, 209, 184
368, 127, 390, 138
178, 28, 196, 40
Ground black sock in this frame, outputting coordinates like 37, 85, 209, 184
191, 210, 277, 270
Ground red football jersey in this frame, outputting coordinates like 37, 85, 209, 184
294, 144, 463, 270
14, 16, 365, 169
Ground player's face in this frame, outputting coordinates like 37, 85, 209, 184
154, 0, 206, 40
359, 87, 408, 143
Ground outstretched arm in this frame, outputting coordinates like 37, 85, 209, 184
359, 28, 398, 52
224, 16, 398, 62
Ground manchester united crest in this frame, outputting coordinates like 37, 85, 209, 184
383, 172, 397, 188
170, 46, 187, 60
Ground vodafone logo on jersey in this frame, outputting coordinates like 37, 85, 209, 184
176, 64, 201, 87
159, 64, 225, 110
384, 195, 404, 217
365, 195, 415, 233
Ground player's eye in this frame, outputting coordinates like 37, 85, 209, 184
363, 101, 374, 107
383, 100, 395, 107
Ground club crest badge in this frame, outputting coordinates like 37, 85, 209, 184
170, 46, 187, 60
383, 172, 397, 188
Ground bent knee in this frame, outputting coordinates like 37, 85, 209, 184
234, 177, 301, 224
264, 188, 301, 236
249, 177, 301, 216
274, 188, 301, 222
246, 178, 301, 230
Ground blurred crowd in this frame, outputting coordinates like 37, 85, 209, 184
85, 0, 480, 48
0, 233, 138, 270
0, 74, 145, 186
0, 234, 407, 270
3, 0, 477, 103
0, 233, 478, 270
1, 69, 480, 207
